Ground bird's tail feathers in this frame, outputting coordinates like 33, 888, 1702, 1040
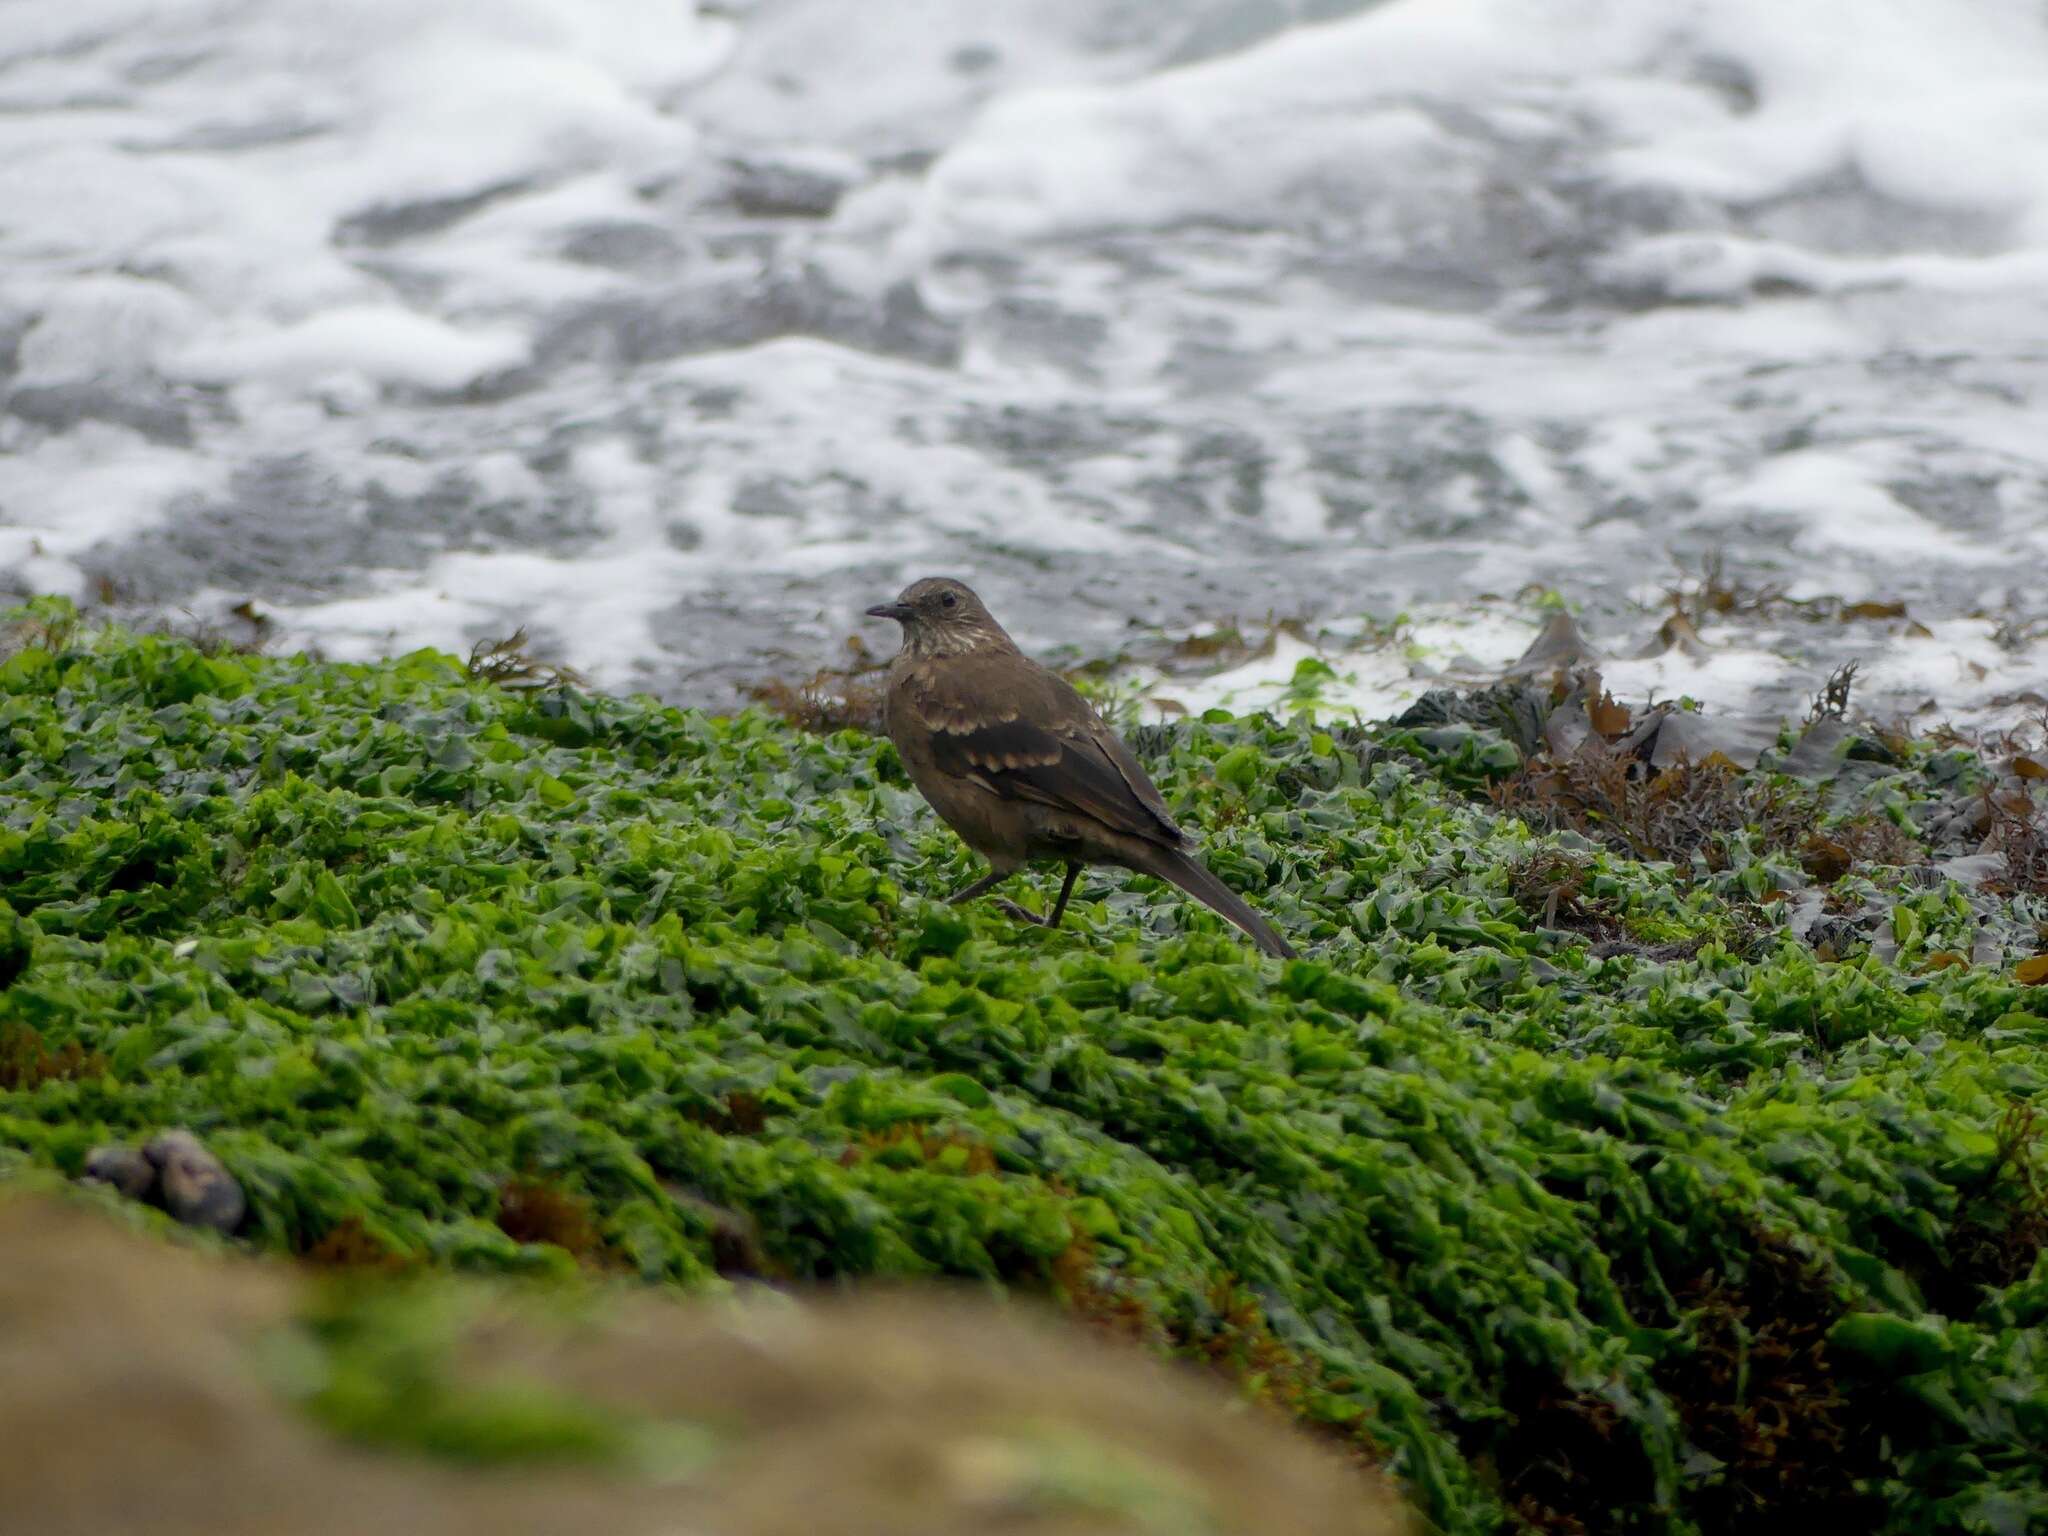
1129, 845, 1296, 960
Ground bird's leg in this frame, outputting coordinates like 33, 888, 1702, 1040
1044, 862, 1081, 929
944, 865, 1048, 927
949, 864, 1075, 931
944, 869, 1009, 905
993, 863, 1079, 930
990, 897, 1051, 926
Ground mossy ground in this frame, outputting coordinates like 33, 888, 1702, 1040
2, 604, 2045, 1535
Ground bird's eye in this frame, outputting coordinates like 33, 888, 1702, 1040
940, 592, 957, 609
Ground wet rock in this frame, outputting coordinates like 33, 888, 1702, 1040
1644, 709, 1781, 771
1394, 681, 1551, 758
1894, 864, 1951, 892
1534, 672, 1631, 758
1542, 695, 1593, 757
1640, 610, 1709, 661
1773, 718, 1854, 781
1936, 853, 2006, 889
1829, 759, 1906, 801
1504, 610, 1597, 678
81, 1145, 157, 1201
1610, 703, 1675, 762
1778, 888, 1829, 940
1914, 793, 1993, 852
143, 1130, 245, 1234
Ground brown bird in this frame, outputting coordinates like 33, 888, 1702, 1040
866, 577, 1296, 959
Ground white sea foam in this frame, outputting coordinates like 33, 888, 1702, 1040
172, 308, 531, 392
904, 0, 2048, 260
0, 0, 2043, 731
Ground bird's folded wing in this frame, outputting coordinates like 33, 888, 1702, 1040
911, 663, 1183, 845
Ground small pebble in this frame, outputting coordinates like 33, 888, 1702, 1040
143, 1130, 245, 1234
81, 1145, 157, 1201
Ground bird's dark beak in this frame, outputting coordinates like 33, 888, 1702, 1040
865, 602, 912, 621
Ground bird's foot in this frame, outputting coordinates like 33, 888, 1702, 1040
991, 898, 1052, 928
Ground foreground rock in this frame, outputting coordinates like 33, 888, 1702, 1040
80, 1144, 157, 1200
144, 1130, 246, 1233
0, 1192, 1409, 1536
79, 1129, 245, 1234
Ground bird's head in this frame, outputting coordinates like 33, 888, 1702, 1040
865, 577, 1012, 658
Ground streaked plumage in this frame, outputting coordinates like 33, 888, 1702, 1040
867, 577, 1295, 959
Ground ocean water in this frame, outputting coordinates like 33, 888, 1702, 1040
3, 0, 2046, 728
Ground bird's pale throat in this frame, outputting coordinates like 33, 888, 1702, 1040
907, 622, 1003, 658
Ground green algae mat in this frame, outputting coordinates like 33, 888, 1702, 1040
2, 606, 2044, 1535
